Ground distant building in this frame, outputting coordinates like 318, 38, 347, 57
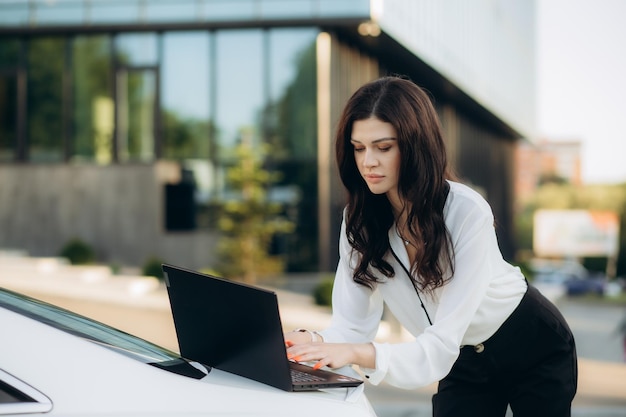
515, 139, 583, 203
0, 0, 536, 271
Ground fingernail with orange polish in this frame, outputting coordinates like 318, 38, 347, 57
313, 362, 322, 370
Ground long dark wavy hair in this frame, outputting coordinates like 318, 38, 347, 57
335, 76, 455, 292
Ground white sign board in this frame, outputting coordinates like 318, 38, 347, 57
533, 209, 620, 257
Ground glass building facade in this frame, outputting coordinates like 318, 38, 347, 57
0, 0, 535, 272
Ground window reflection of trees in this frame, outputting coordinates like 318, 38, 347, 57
28, 37, 65, 162
4, 29, 320, 270
263, 40, 318, 271
74, 36, 112, 163
0, 39, 19, 161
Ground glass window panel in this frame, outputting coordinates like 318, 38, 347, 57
0, 2, 29, 26
259, 0, 316, 18
27, 37, 64, 162
215, 30, 264, 155
267, 28, 318, 271
72, 35, 113, 164
0, 74, 17, 161
29, 0, 83, 25
198, 0, 370, 20
147, 2, 197, 22
0, 39, 20, 69
318, 0, 370, 16
161, 31, 210, 159
161, 31, 213, 220
116, 69, 156, 162
0, 0, 370, 26
268, 28, 317, 159
89, 2, 141, 24
208, 29, 263, 230
115, 33, 158, 67
0, 39, 20, 162
204, 1, 255, 20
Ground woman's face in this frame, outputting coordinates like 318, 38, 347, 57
351, 117, 401, 198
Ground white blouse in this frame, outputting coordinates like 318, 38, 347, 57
317, 181, 527, 389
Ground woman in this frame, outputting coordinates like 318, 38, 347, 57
285, 76, 577, 416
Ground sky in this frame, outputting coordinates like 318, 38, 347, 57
536, 0, 626, 184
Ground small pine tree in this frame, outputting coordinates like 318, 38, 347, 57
217, 135, 294, 283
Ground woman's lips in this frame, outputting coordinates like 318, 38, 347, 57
364, 174, 384, 184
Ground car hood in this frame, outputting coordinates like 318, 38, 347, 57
0, 306, 376, 417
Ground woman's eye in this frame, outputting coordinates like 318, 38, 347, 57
354, 147, 365, 152
379, 147, 391, 152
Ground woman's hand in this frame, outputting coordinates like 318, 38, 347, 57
286, 341, 376, 370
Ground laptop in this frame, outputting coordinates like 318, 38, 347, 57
161, 264, 363, 392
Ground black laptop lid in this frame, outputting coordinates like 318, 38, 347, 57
162, 264, 293, 391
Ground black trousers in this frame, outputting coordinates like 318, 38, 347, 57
432, 285, 578, 417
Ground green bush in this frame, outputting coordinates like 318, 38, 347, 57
109, 263, 121, 275
59, 238, 95, 265
142, 257, 165, 280
312, 276, 334, 307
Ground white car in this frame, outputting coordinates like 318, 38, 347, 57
0, 287, 376, 417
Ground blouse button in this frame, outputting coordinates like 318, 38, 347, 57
474, 343, 485, 353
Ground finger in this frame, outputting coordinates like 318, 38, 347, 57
287, 349, 314, 363
287, 352, 309, 362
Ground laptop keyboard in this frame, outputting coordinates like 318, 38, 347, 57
290, 368, 326, 383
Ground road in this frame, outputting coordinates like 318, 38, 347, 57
558, 297, 625, 363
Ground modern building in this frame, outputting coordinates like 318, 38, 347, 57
515, 139, 583, 205
0, 0, 536, 272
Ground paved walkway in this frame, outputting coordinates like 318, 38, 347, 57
1, 254, 625, 416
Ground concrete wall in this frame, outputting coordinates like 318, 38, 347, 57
0, 163, 217, 271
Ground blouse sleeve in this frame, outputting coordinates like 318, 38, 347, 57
316, 218, 384, 344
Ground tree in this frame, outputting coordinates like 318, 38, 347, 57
216, 134, 295, 283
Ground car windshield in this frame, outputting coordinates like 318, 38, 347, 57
0, 288, 206, 378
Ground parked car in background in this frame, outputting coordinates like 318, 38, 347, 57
0, 287, 376, 417
533, 270, 572, 287
530, 258, 607, 297
564, 273, 607, 296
